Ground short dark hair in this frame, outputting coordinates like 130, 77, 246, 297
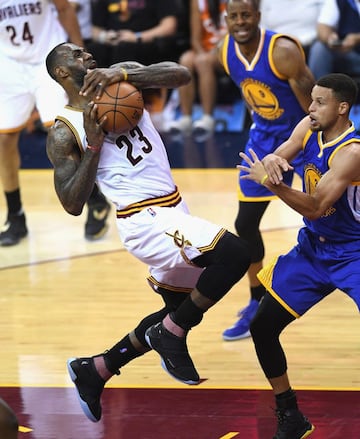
46, 42, 67, 81
226, 0, 260, 11
317, 73, 358, 108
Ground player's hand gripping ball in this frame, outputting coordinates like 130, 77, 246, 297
96, 82, 144, 134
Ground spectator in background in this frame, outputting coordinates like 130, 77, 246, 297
169, 0, 228, 139
89, 0, 183, 131
89, 0, 180, 67
308, 0, 360, 79
260, 0, 324, 59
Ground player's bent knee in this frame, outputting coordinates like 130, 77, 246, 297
194, 230, 250, 272
216, 231, 251, 275
193, 231, 251, 301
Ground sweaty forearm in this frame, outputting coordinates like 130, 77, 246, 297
123, 62, 191, 89
55, 150, 100, 216
263, 180, 321, 220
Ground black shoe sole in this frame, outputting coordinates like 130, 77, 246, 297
300, 425, 315, 438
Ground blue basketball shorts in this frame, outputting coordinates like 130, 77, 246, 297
257, 227, 360, 317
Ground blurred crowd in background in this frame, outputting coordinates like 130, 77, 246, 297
25, 0, 360, 138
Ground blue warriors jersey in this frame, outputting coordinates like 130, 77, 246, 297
221, 28, 306, 137
221, 29, 307, 200
258, 125, 360, 317
302, 124, 360, 241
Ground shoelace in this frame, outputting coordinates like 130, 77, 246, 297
275, 408, 286, 425
275, 408, 301, 432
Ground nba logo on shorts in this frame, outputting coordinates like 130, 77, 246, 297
147, 207, 156, 217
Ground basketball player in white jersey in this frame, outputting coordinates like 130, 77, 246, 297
0, 0, 110, 246
45, 42, 251, 422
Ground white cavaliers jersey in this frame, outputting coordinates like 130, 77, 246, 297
56, 107, 177, 210
0, 0, 67, 63
56, 105, 226, 292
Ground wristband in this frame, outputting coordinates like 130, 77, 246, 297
120, 67, 128, 81
260, 174, 269, 185
135, 32, 142, 42
87, 144, 101, 153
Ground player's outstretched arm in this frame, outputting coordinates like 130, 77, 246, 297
239, 142, 360, 220
260, 116, 310, 183
81, 62, 191, 99
239, 116, 308, 185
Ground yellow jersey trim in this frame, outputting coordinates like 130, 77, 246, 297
257, 257, 300, 319
268, 34, 305, 80
116, 188, 181, 218
222, 34, 230, 75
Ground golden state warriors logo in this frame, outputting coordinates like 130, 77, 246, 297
304, 164, 320, 195
241, 79, 284, 120
304, 164, 335, 217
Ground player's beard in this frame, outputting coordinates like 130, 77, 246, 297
73, 69, 87, 89
233, 26, 260, 46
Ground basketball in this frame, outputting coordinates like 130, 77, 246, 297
96, 82, 144, 134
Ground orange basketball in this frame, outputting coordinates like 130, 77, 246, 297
96, 82, 144, 134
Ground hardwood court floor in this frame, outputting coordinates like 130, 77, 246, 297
1, 169, 360, 438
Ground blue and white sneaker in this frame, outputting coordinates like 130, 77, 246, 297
222, 299, 259, 341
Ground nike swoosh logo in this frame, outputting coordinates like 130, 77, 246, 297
93, 207, 109, 221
